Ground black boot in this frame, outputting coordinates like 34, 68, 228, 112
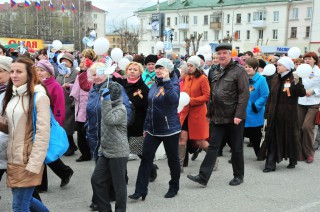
183, 151, 189, 167
149, 164, 159, 182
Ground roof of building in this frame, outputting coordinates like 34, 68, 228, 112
91, 5, 106, 13
137, 0, 303, 13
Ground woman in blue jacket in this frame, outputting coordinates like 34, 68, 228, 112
244, 58, 269, 158
129, 58, 181, 200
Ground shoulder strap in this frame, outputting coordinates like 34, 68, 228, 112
32, 92, 38, 142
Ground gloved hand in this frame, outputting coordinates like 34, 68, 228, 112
85, 58, 93, 68
102, 88, 110, 100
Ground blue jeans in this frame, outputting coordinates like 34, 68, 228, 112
12, 187, 49, 212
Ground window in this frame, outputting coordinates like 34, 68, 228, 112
203, 31, 208, 40
167, 17, 171, 26
94, 23, 97, 29
259, 30, 263, 39
253, 11, 266, 21
290, 27, 297, 38
214, 30, 219, 40
234, 30, 240, 40
236, 14, 241, 24
181, 15, 189, 24
193, 16, 198, 25
305, 26, 310, 38
273, 11, 279, 22
174, 32, 177, 40
227, 14, 230, 24
113, 38, 115, 42
210, 14, 220, 23
247, 13, 251, 23
204, 15, 208, 25
93, 14, 97, 19
307, 7, 312, 18
291, 8, 299, 19
193, 31, 197, 37
226, 30, 230, 38
175, 17, 178, 25
272, 29, 278, 39
183, 31, 188, 40
246, 30, 250, 40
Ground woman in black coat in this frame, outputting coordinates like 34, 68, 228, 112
259, 57, 306, 172
114, 62, 159, 182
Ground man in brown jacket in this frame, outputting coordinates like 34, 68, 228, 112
187, 43, 249, 186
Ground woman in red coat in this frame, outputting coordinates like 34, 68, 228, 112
179, 56, 210, 172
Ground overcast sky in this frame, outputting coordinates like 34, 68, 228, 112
0, 0, 165, 32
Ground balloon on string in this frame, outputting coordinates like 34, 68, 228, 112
296, 64, 313, 78
118, 57, 130, 70
288, 47, 301, 59
203, 45, 212, 54
262, 64, 276, 76
111, 48, 124, 62
93, 37, 110, 55
52, 40, 63, 50
57, 53, 64, 65
82, 37, 90, 45
155, 41, 164, 51
231, 49, 238, 57
178, 92, 190, 111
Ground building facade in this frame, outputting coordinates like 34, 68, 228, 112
136, 0, 317, 55
91, 5, 107, 38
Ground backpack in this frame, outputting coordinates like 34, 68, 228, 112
32, 92, 69, 164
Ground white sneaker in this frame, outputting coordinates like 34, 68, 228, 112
128, 154, 139, 161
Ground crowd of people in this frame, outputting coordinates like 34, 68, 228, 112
0, 42, 320, 211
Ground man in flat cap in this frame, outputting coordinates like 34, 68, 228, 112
187, 43, 249, 186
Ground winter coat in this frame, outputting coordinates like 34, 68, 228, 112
298, 65, 320, 106
56, 67, 78, 135
180, 74, 210, 140
142, 69, 156, 88
245, 73, 269, 127
99, 97, 129, 158
86, 79, 132, 160
43, 77, 65, 126
70, 71, 91, 123
207, 60, 249, 124
144, 75, 181, 136
114, 77, 149, 137
259, 72, 306, 162
0, 92, 8, 170
0, 84, 50, 188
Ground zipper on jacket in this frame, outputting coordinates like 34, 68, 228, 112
151, 87, 158, 134
11, 96, 21, 163
165, 116, 170, 129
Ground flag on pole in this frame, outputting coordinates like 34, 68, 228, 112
61, 1, 65, 12
24, 0, 31, 8
10, 0, 16, 8
35, 0, 41, 10
72, 3, 76, 13
49, 1, 54, 11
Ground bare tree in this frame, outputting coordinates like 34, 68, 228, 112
184, 37, 191, 56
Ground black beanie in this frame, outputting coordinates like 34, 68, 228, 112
144, 54, 158, 65
197, 54, 205, 61
258, 59, 266, 69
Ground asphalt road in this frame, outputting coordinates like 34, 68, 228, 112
1, 138, 320, 212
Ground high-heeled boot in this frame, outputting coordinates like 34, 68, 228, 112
128, 193, 147, 201
179, 145, 186, 173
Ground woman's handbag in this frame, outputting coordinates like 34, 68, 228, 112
315, 110, 320, 125
32, 92, 69, 164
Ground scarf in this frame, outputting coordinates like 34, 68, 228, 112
127, 76, 141, 84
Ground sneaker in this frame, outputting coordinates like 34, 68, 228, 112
128, 154, 139, 161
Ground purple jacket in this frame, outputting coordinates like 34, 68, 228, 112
70, 72, 90, 122
43, 77, 65, 126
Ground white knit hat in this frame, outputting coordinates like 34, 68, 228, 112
187, 56, 201, 69
0, 56, 13, 72
155, 58, 174, 73
277, 56, 294, 70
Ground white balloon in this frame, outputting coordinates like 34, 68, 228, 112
111, 48, 123, 62
155, 41, 164, 50
165, 49, 172, 54
262, 64, 276, 76
177, 105, 184, 113
204, 53, 212, 62
57, 53, 64, 65
118, 57, 130, 70
296, 64, 313, 78
93, 37, 110, 55
203, 44, 212, 54
288, 47, 301, 59
52, 40, 63, 50
179, 92, 190, 107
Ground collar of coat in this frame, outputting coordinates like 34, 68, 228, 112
277, 70, 293, 82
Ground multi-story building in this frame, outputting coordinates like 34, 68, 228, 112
91, 5, 107, 38
136, 0, 317, 55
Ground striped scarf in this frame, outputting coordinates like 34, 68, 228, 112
0, 84, 7, 95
